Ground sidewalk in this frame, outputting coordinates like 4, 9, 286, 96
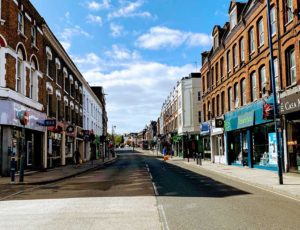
145, 149, 300, 201
0, 157, 117, 186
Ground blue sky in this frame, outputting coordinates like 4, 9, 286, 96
30, 0, 230, 134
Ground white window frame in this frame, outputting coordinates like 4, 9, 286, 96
270, 7, 276, 36
230, 7, 237, 30
234, 83, 239, 108
18, 12, 24, 34
227, 50, 231, 73
240, 37, 244, 62
286, 0, 294, 23
233, 44, 238, 67
31, 25, 36, 46
228, 88, 232, 111
16, 49, 24, 94
30, 62, 36, 100
289, 48, 296, 85
260, 66, 266, 97
249, 27, 255, 54
251, 72, 257, 101
241, 79, 246, 106
258, 18, 264, 47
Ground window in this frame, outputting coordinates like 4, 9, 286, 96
215, 62, 219, 84
47, 93, 52, 117
285, 0, 294, 24
18, 12, 24, 34
221, 91, 225, 114
274, 58, 279, 95
16, 48, 24, 94
286, 46, 296, 86
198, 111, 201, 123
259, 66, 267, 97
228, 87, 232, 111
202, 76, 205, 93
216, 95, 220, 116
31, 26, 37, 46
258, 18, 264, 47
227, 50, 231, 73
250, 72, 257, 101
233, 44, 238, 67
240, 37, 244, 62
230, 8, 237, 29
206, 73, 209, 90
212, 98, 215, 118
207, 101, 211, 119
249, 27, 255, 54
270, 7, 276, 36
211, 67, 214, 87
240, 78, 246, 106
220, 57, 224, 79
198, 91, 201, 101
30, 60, 37, 100
203, 104, 206, 122
234, 83, 239, 108
214, 34, 219, 49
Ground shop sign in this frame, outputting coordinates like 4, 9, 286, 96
66, 125, 75, 134
280, 93, 300, 115
215, 118, 224, 128
237, 111, 254, 129
37, 119, 56, 127
200, 122, 210, 135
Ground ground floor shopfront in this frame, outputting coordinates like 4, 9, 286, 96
0, 100, 47, 176
281, 89, 300, 173
225, 96, 279, 171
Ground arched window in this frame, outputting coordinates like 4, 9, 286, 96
234, 83, 239, 108
250, 71, 257, 102
30, 58, 37, 100
257, 17, 264, 47
239, 37, 244, 62
16, 48, 25, 94
259, 66, 266, 97
228, 87, 232, 111
286, 46, 296, 87
240, 78, 246, 106
233, 44, 238, 67
248, 27, 255, 54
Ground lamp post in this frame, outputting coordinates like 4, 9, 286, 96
266, 0, 283, 184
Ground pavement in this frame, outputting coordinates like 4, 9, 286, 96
0, 157, 118, 185
143, 149, 300, 202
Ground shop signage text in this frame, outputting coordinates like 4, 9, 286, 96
37, 119, 56, 127
237, 111, 254, 129
281, 93, 300, 115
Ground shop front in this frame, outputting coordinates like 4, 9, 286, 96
281, 90, 300, 173
47, 122, 64, 168
200, 122, 211, 160
0, 100, 46, 176
225, 96, 278, 171
65, 124, 76, 164
211, 118, 226, 164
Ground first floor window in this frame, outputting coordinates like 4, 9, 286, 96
251, 72, 257, 101
286, 46, 296, 86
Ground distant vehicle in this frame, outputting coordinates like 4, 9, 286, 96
142, 141, 149, 150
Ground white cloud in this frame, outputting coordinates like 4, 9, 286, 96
87, 0, 111, 10
108, 0, 152, 20
110, 23, 124, 37
86, 14, 103, 25
58, 25, 91, 51
105, 45, 140, 61
135, 26, 212, 50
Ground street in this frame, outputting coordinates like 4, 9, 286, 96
0, 149, 300, 230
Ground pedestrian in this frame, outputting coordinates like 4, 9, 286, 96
162, 146, 168, 161
74, 149, 81, 166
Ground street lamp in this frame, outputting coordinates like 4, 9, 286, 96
266, 0, 283, 184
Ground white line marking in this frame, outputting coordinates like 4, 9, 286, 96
152, 182, 159, 196
158, 204, 170, 230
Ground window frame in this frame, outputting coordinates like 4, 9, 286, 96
18, 12, 24, 34
250, 72, 257, 102
258, 18, 264, 47
249, 27, 255, 54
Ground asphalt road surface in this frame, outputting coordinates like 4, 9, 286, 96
0, 148, 300, 230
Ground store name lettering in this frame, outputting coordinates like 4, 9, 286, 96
238, 116, 252, 125
284, 99, 300, 111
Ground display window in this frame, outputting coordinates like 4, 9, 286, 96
287, 121, 300, 172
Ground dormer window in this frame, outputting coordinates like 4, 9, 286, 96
230, 7, 237, 30
213, 34, 219, 49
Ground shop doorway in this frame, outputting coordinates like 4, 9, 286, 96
287, 120, 300, 173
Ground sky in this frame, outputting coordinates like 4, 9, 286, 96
30, 0, 230, 134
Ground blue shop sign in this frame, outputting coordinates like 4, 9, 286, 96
200, 122, 210, 135
225, 96, 274, 132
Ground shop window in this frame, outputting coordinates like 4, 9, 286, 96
287, 121, 300, 172
250, 72, 257, 101
252, 123, 276, 167
286, 46, 296, 87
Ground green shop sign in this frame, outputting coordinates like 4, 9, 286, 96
237, 111, 254, 129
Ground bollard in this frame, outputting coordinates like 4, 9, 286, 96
199, 152, 202, 166
196, 153, 199, 165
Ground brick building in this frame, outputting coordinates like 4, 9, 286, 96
0, 0, 107, 176
200, 0, 300, 172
